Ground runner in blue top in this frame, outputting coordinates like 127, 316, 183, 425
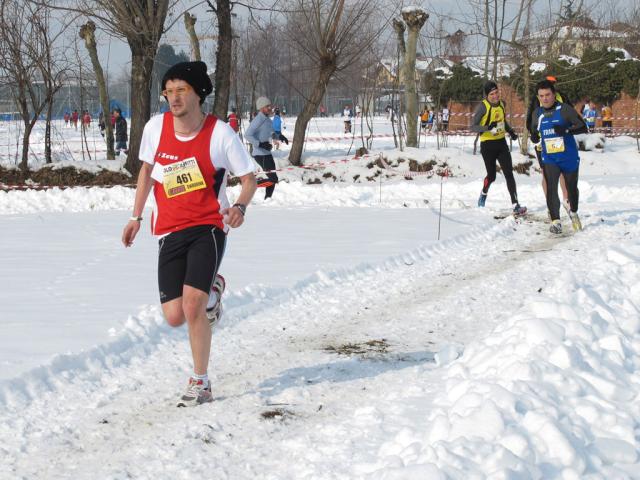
533, 80, 588, 234
585, 101, 597, 132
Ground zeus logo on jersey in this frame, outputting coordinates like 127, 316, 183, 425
156, 152, 179, 161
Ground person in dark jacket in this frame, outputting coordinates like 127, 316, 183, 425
113, 108, 128, 156
526, 75, 573, 214
532, 79, 588, 234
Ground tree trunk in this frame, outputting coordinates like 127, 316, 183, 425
45, 98, 53, 164
19, 122, 34, 172
289, 62, 336, 166
521, 49, 530, 155
402, 9, 428, 148
79, 21, 115, 160
184, 12, 201, 61
125, 47, 156, 174
212, 0, 232, 119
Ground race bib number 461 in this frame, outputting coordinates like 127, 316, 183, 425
162, 157, 206, 198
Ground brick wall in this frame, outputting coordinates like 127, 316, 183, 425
447, 83, 639, 132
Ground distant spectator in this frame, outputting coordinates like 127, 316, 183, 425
98, 111, 106, 137
343, 105, 353, 133
441, 106, 450, 131
82, 110, 91, 126
584, 101, 597, 133
113, 108, 128, 156
601, 103, 613, 135
228, 108, 240, 133
319, 105, 327, 117
71, 110, 79, 130
420, 107, 429, 131
63, 111, 70, 127
272, 108, 286, 150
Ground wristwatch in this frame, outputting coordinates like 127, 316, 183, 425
129, 216, 143, 222
232, 203, 247, 216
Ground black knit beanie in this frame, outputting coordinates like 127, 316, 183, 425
483, 80, 498, 96
161, 61, 213, 102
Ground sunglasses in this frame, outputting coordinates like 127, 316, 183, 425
162, 85, 193, 97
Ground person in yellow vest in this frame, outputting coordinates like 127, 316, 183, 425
471, 81, 526, 215
601, 104, 613, 136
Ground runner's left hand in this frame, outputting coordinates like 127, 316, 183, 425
221, 207, 245, 228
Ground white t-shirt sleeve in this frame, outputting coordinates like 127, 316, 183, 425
210, 120, 256, 176
139, 114, 164, 165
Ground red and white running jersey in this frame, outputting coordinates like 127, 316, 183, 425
139, 112, 255, 236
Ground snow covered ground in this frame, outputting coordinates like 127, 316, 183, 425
1, 116, 640, 478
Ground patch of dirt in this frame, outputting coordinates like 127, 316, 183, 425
324, 339, 389, 356
409, 159, 437, 172
513, 161, 533, 175
260, 408, 295, 420
1, 165, 132, 187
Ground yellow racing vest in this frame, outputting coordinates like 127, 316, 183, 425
479, 99, 506, 142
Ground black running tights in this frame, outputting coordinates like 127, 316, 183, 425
480, 139, 518, 204
543, 163, 579, 221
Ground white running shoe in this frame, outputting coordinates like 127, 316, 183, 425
206, 274, 226, 328
176, 378, 212, 407
549, 219, 562, 234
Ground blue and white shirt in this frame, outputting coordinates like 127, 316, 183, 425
536, 102, 587, 172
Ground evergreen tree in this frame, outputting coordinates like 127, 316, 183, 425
440, 64, 484, 104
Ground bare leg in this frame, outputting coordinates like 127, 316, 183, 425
560, 174, 569, 202
182, 285, 211, 376
161, 287, 211, 376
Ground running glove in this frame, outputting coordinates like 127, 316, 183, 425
258, 141, 273, 151
530, 131, 540, 143
509, 131, 518, 140
553, 125, 568, 136
279, 133, 289, 145
486, 121, 498, 130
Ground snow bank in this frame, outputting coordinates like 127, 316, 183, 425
373, 236, 640, 478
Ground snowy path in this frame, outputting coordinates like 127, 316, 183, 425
3, 201, 639, 479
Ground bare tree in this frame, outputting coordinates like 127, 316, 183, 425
286, 0, 383, 166
0, 0, 67, 171
184, 12, 202, 61
207, 0, 233, 120
79, 21, 115, 159
399, 7, 428, 148
43, 0, 170, 174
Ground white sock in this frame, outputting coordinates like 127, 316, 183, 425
206, 291, 219, 310
193, 373, 209, 386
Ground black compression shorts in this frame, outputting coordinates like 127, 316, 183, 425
157, 224, 226, 303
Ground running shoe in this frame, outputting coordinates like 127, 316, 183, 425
176, 378, 212, 407
549, 219, 563, 234
478, 192, 487, 207
569, 211, 583, 231
206, 274, 226, 328
512, 204, 527, 216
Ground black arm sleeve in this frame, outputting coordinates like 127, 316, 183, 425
525, 96, 539, 133
561, 104, 588, 135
